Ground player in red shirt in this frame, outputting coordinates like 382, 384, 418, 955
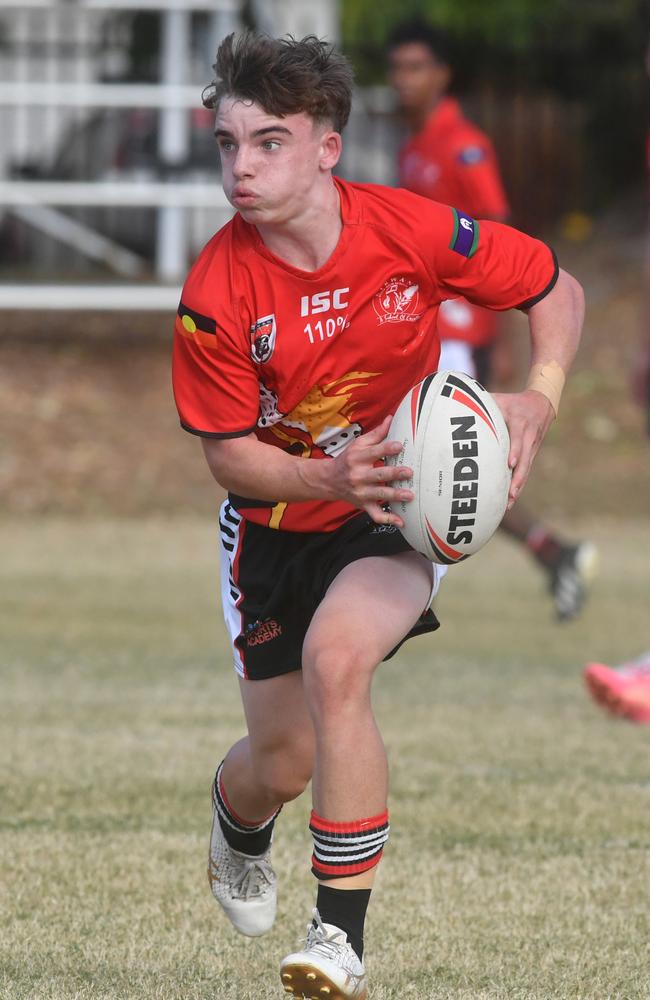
388, 19, 597, 621
583, 115, 650, 722
172, 32, 584, 999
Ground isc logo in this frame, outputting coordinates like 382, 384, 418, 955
300, 287, 349, 317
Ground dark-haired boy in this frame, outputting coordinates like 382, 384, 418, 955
172, 31, 584, 999
388, 19, 597, 622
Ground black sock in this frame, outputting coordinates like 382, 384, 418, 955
316, 884, 372, 961
213, 765, 280, 856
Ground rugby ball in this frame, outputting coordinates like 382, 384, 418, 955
387, 371, 511, 564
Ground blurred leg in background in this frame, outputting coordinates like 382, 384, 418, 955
439, 332, 598, 623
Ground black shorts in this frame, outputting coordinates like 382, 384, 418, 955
218, 500, 443, 680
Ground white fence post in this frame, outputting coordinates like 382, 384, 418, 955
156, 7, 191, 282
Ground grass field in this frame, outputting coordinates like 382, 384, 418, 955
1, 516, 649, 1000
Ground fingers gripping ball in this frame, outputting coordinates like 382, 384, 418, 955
386, 371, 511, 564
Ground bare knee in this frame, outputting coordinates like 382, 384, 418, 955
303, 643, 375, 721
251, 733, 314, 803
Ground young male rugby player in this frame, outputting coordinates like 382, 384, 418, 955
172, 33, 584, 999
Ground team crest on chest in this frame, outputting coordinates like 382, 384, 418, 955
250, 314, 277, 363
373, 277, 421, 325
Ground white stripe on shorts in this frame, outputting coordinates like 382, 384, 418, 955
218, 500, 246, 677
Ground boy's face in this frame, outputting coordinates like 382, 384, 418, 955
388, 42, 450, 114
215, 97, 341, 226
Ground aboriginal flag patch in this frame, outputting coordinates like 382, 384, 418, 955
177, 303, 216, 336
449, 208, 480, 259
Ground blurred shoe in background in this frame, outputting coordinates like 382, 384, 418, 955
548, 541, 599, 622
584, 652, 650, 723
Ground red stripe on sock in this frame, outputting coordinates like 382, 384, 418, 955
525, 526, 548, 553
309, 810, 389, 835
311, 851, 385, 878
218, 773, 277, 829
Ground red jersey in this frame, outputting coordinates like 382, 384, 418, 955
399, 97, 509, 219
399, 97, 510, 347
172, 178, 557, 533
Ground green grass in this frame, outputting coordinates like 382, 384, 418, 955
1, 517, 649, 1000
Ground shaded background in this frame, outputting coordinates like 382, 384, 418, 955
345, 0, 648, 223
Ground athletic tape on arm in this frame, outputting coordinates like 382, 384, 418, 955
525, 361, 566, 417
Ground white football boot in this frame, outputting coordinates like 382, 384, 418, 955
549, 541, 598, 621
207, 792, 277, 937
280, 909, 368, 1000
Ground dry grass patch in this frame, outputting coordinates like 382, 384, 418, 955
1, 517, 649, 999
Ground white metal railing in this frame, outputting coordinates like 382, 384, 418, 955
0, 0, 240, 303
0, 83, 201, 108
0, 283, 182, 310
9, 0, 239, 11
0, 181, 229, 207
0, 0, 389, 312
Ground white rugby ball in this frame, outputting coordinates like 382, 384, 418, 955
387, 370, 511, 564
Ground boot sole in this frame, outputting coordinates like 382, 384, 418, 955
280, 961, 367, 1000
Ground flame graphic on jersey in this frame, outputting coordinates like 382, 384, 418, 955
272, 371, 379, 457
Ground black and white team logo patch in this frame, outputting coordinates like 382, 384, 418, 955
250, 314, 277, 364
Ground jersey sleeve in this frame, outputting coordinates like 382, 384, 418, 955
172, 279, 259, 439
401, 194, 558, 311
438, 209, 558, 310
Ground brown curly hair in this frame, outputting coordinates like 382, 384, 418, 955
202, 32, 354, 133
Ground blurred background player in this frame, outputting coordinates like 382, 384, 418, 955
584, 295, 650, 718
632, 108, 650, 435
584, 651, 650, 723
387, 18, 597, 622
583, 52, 650, 723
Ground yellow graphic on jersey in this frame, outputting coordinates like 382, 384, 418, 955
265, 371, 379, 529
272, 371, 380, 458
